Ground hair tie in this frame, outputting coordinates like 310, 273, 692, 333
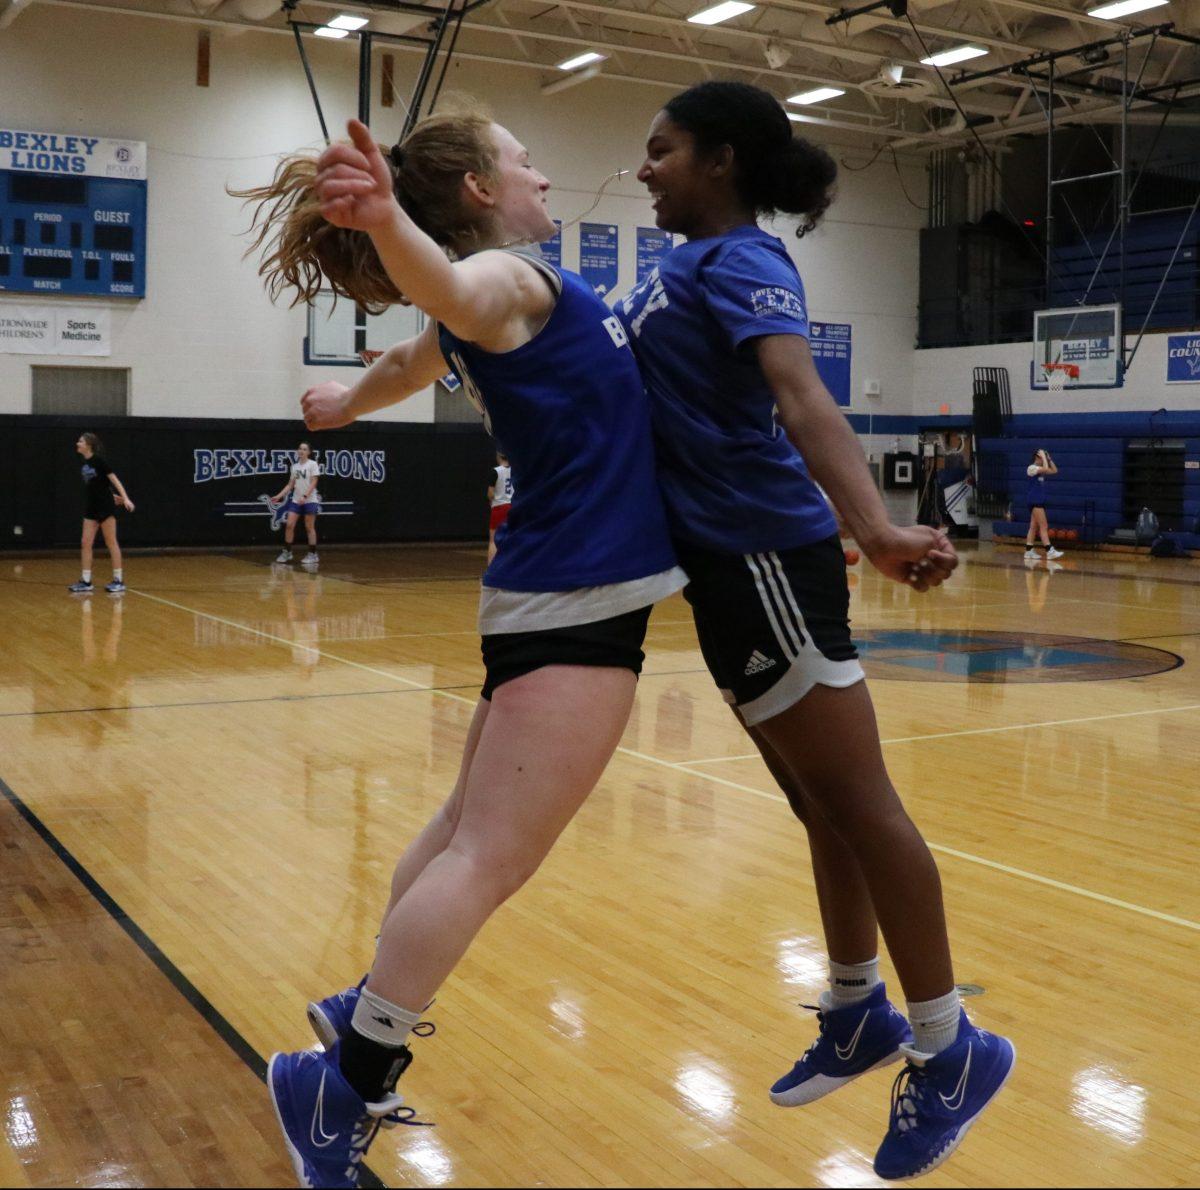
389, 144, 406, 171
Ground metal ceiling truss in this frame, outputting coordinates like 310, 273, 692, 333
10, 0, 1199, 151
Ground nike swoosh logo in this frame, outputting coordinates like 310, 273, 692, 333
939, 1042, 973, 1111
310, 1069, 340, 1148
834, 1011, 870, 1062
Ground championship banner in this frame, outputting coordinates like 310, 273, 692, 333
0, 304, 111, 355
636, 227, 673, 284
810, 322, 852, 407
579, 223, 619, 296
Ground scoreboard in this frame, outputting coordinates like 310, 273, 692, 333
0, 128, 147, 299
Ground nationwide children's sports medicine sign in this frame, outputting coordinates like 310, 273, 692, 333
0, 303, 111, 354
1166, 333, 1200, 384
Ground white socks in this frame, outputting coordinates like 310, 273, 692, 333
907, 988, 962, 1055
828, 957, 882, 1009
350, 986, 425, 1048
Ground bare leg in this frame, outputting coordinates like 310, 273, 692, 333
1034, 507, 1051, 548
284, 512, 298, 547
369, 664, 636, 1012
304, 514, 317, 548
377, 697, 490, 932
756, 682, 954, 1002
745, 722, 878, 964
100, 517, 122, 574
487, 530, 497, 565
80, 519, 98, 574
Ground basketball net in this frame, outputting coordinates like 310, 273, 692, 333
359, 350, 384, 367
1042, 362, 1079, 393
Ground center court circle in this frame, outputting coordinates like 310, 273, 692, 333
854, 629, 1183, 684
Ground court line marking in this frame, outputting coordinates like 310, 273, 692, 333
616, 749, 1200, 935
127, 587, 1200, 935
680, 700, 1200, 763
0, 775, 390, 1189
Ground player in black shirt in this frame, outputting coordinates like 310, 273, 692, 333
70, 433, 135, 594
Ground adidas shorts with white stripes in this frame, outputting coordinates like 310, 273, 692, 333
675, 534, 865, 727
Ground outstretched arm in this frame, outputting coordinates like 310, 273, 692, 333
302, 322, 448, 430
313, 120, 551, 346
756, 334, 957, 592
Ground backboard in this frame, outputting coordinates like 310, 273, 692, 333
1032, 304, 1123, 390
305, 291, 425, 366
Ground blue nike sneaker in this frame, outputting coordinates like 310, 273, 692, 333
268, 1044, 425, 1189
307, 977, 366, 1050
874, 1010, 1016, 1180
770, 983, 912, 1106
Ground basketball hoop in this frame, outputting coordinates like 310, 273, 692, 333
1042, 362, 1080, 392
359, 350, 384, 367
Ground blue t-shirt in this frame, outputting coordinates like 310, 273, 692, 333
439, 256, 677, 593
615, 225, 837, 555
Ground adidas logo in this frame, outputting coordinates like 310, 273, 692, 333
744, 650, 777, 676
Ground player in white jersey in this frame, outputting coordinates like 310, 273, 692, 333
271, 442, 321, 566
486, 451, 513, 564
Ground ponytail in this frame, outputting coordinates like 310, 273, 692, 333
662, 81, 837, 237
231, 100, 499, 312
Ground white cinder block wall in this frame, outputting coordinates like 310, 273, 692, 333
1, 6, 923, 439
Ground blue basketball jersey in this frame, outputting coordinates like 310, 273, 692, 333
1027, 469, 1047, 506
439, 254, 677, 592
615, 225, 837, 555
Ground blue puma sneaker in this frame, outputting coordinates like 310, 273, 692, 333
268, 1044, 425, 1189
874, 1010, 1016, 1180
307, 977, 366, 1050
770, 983, 912, 1107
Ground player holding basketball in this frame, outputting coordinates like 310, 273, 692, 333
619, 82, 1014, 1180
1024, 449, 1063, 561
69, 432, 135, 595
238, 111, 685, 1187
486, 450, 513, 564
271, 441, 321, 566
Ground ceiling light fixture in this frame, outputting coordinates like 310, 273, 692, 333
920, 45, 988, 68
1087, 0, 1168, 19
788, 87, 847, 105
328, 15, 369, 31
558, 51, 606, 71
688, 3, 756, 27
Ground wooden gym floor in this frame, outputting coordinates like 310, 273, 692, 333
1, 542, 1197, 1188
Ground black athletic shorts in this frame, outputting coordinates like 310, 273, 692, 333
84, 503, 115, 524
675, 534, 865, 727
480, 604, 654, 700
